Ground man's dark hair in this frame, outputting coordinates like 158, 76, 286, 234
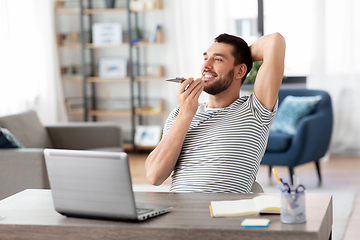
214, 33, 253, 83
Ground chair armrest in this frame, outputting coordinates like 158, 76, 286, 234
0, 148, 49, 200
291, 111, 332, 164
45, 122, 123, 151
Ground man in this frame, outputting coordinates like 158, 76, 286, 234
145, 33, 285, 193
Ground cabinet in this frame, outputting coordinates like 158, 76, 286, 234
55, 0, 164, 150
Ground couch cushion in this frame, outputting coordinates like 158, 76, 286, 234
0, 110, 53, 148
270, 95, 322, 135
266, 132, 292, 152
0, 128, 24, 148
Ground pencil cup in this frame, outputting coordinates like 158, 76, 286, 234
280, 191, 306, 224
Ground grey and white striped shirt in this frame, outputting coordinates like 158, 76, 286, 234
163, 93, 277, 193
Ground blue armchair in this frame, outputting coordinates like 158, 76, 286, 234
261, 89, 333, 184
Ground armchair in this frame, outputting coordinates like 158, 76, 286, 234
261, 89, 333, 184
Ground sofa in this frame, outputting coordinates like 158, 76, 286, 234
0, 110, 123, 200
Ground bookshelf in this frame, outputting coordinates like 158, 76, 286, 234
55, 0, 164, 150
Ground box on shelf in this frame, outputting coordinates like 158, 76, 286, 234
99, 57, 128, 78
130, 0, 161, 12
133, 64, 164, 78
92, 23, 122, 45
134, 125, 162, 147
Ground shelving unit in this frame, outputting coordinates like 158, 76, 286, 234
55, 0, 164, 150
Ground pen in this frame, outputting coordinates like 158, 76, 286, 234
272, 168, 281, 183
272, 168, 297, 209
280, 178, 290, 193
273, 169, 306, 221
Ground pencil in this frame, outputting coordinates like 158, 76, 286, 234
272, 168, 281, 183
209, 205, 214, 217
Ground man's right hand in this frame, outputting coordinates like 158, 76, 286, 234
144, 77, 204, 186
178, 77, 204, 118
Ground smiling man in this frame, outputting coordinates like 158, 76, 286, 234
145, 33, 286, 193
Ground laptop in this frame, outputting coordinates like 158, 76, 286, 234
43, 148, 171, 221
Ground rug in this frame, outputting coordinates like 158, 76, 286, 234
132, 184, 356, 240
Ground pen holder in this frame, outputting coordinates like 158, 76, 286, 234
280, 191, 306, 224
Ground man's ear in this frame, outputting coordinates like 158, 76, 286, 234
235, 64, 247, 80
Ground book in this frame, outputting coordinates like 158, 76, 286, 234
210, 195, 281, 217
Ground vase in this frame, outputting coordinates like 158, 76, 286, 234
105, 0, 115, 8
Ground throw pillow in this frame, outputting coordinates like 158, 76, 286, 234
0, 128, 24, 148
270, 95, 322, 135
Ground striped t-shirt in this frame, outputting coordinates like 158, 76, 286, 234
163, 93, 278, 193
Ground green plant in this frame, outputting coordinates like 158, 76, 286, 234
244, 61, 286, 84
136, 27, 143, 39
71, 64, 77, 74
244, 61, 262, 84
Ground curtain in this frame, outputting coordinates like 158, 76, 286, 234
163, 0, 258, 111
0, 0, 67, 124
307, 0, 360, 155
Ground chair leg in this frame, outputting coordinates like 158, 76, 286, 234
269, 166, 272, 178
315, 160, 322, 184
289, 167, 294, 185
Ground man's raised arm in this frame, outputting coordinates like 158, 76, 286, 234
250, 33, 286, 111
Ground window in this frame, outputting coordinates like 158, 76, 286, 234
264, 0, 315, 76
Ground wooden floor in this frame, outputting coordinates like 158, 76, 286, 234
128, 153, 360, 240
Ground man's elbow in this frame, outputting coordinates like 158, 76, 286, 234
272, 32, 285, 42
272, 32, 286, 51
146, 171, 163, 186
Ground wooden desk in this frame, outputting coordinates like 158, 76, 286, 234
0, 189, 332, 240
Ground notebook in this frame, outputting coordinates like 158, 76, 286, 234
43, 149, 171, 221
210, 195, 280, 217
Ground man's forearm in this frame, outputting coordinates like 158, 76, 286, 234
145, 78, 204, 186
145, 112, 192, 185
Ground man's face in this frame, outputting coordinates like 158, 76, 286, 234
201, 42, 236, 95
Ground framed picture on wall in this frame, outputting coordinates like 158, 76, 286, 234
99, 57, 127, 78
135, 125, 162, 147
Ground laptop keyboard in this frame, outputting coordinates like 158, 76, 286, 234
136, 207, 154, 215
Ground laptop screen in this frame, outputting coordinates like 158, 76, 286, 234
44, 149, 138, 220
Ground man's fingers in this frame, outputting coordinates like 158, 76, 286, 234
191, 81, 204, 99
184, 78, 202, 93
187, 79, 204, 99
178, 77, 204, 102
179, 77, 194, 92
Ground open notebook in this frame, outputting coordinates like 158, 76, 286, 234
210, 195, 280, 217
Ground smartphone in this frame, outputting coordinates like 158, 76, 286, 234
165, 77, 186, 83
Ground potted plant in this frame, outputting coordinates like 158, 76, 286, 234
244, 61, 286, 85
244, 61, 262, 84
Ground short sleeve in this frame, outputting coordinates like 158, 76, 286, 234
248, 93, 278, 126
162, 106, 180, 137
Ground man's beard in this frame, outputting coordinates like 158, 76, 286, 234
203, 69, 235, 95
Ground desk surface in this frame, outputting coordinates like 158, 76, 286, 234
0, 189, 332, 240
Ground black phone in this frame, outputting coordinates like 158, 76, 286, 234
165, 77, 186, 83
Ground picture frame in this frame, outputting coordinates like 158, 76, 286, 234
99, 57, 127, 78
92, 23, 122, 44
135, 125, 162, 147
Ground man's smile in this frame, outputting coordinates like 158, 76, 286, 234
202, 71, 217, 81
